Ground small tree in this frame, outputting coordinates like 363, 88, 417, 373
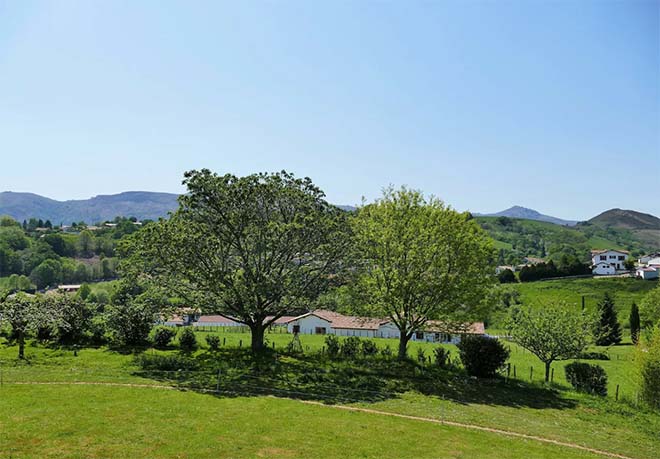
48, 294, 93, 344
153, 327, 177, 349
565, 362, 608, 396
630, 302, 641, 345
636, 326, 660, 409
507, 302, 591, 382
0, 293, 58, 358
498, 269, 516, 284
205, 334, 220, 351
457, 335, 509, 378
639, 285, 660, 330
594, 292, 622, 346
105, 279, 160, 347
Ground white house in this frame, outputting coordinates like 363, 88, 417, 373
638, 252, 660, 265
636, 267, 659, 280
161, 307, 201, 327
646, 257, 660, 268
591, 249, 629, 275
284, 310, 485, 343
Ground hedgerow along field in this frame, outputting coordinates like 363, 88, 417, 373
1, 332, 658, 459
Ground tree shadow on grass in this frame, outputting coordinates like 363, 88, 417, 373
130, 348, 576, 410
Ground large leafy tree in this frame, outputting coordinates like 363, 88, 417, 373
352, 187, 495, 359
593, 292, 622, 346
121, 169, 351, 351
640, 284, 660, 330
506, 302, 591, 381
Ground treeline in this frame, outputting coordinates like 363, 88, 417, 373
0, 215, 140, 290
518, 259, 591, 282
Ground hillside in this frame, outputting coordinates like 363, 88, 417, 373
477, 206, 578, 226
588, 208, 660, 230
0, 191, 180, 224
477, 215, 660, 265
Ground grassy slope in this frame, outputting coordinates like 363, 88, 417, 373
1, 385, 603, 459
1, 343, 658, 458
512, 277, 657, 317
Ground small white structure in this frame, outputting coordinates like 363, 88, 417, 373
161, 307, 201, 327
636, 267, 659, 280
646, 257, 660, 268
57, 284, 82, 293
591, 249, 629, 275
638, 253, 660, 265
411, 321, 486, 344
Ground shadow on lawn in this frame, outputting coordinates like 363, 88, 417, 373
131, 348, 576, 410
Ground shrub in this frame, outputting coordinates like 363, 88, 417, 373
577, 351, 610, 361
324, 334, 340, 357
361, 340, 379, 357
341, 336, 361, 359
135, 353, 199, 371
205, 335, 220, 351
153, 327, 176, 349
565, 362, 608, 396
457, 335, 509, 378
178, 327, 197, 352
637, 327, 660, 409
380, 345, 393, 358
434, 347, 451, 368
416, 347, 427, 364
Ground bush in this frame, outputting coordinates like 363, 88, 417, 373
416, 347, 427, 364
434, 347, 451, 368
205, 335, 220, 351
577, 351, 610, 361
361, 340, 379, 357
135, 353, 199, 371
341, 336, 361, 359
565, 362, 608, 396
638, 327, 660, 409
380, 345, 393, 358
178, 327, 197, 352
153, 327, 177, 349
457, 335, 510, 378
324, 334, 340, 357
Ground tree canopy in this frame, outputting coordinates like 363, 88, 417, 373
351, 187, 495, 359
120, 169, 352, 350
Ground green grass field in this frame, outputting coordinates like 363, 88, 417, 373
1, 336, 658, 459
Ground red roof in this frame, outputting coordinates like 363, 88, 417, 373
424, 321, 485, 335
197, 315, 241, 325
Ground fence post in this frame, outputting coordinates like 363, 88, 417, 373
239, 340, 242, 348
216, 369, 221, 393
615, 384, 619, 401
223, 337, 226, 346
513, 365, 517, 378
529, 366, 533, 382
551, 367, 554, 383
506, 363, 511, 381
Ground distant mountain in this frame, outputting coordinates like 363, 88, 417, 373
0, 191, 180, 224
477, 206, 578, 226
588, 208, 660, 231
337, 205, 357, 212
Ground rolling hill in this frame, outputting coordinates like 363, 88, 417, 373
583, 208, 660, 248
0, 191, 180, 224
476, 206, 578, 226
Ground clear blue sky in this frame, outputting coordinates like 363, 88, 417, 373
1, 0, 658, 220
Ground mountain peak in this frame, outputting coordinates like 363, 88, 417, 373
478, 206, 578, 226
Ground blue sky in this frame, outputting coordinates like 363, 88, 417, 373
0, 0, 658, 220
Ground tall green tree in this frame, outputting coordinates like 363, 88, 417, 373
506, 302, 591, 381
630, 302, 641, 345
640, 284, 660, 330
594, 292, 622, 346
352, 187, 495, 359
121, 169, 351, 351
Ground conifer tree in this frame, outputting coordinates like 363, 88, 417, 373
594, 292, 622, 346
630, 302, 641, 345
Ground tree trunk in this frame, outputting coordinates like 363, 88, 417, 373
18, 330, 25, 359
249, 322, 266, 352
397, 333, 410, 360
545, 361, 551, 382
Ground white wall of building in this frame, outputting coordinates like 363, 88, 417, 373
593, 262, 616, 275
592, 251, 628, 271
286, 315, 333, 335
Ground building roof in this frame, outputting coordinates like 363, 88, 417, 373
285, 309, 390, 330
637, 267, 659, 272
591, 249, 629, 256
424, 321, 485, 335
197, 314, 240, 325
58, 284, 82, 290
646, 257, 660, 266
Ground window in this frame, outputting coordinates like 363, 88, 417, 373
609, 255, 616, 259
618, 256, 625, 260
600, 256, 606, 261
315, 327, 326, 335
415, 331, 424, 340
292, 325, 300, 334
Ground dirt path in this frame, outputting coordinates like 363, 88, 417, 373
6, 380, 633, 459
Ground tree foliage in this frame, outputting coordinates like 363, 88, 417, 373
120, 169, 351, 351
351, 187, 495, 359
506, 302, 591, 381
639, 284, 660, 330
457, 335, 509, 378
0, 293, 59, 358
630, 302, 641, 345
593, 292, 621, 346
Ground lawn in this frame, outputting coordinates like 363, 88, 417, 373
0, 340, 658, 459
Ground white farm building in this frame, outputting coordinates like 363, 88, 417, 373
591, 249, 629, 275
284, 310, 484, 344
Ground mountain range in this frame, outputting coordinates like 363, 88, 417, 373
476, 206, 578, 226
